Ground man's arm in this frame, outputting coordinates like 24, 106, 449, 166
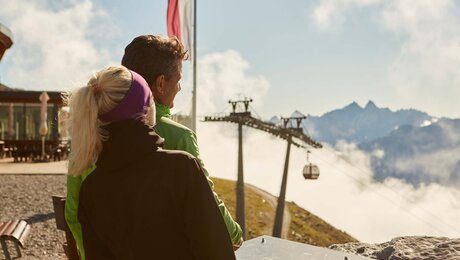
177, 130, 243, 244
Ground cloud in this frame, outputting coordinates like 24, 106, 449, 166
388, 120, 460, 185
195, 50, 270, 115
176, 50, 270, 120
310, 0, 381, 31
297, 142, 460, 242
380, 0, 460, 115
0, 0, 118, 91
371, 147, 384, 159
364, 119, 460, 186
392, 147, 460, 184
309, 0, 460, 117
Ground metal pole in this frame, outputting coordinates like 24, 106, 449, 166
236, 122, 246, 238
1, 238, 11, 260
191, 0, 197, 133
273, 136, 292, 238
42, 135, 45, 159
22, 103, 26, 140
53, 104, 59, 139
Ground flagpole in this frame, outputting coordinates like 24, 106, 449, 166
192, 0, 197, 133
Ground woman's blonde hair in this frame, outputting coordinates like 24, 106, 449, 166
67, 65, 154, 176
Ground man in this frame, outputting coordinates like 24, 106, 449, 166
121, 35, 243, 245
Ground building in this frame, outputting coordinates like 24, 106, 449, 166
0, 88, 67, 160
0, 89, 64, 141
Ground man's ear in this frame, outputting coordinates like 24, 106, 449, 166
154, 75, 165, 94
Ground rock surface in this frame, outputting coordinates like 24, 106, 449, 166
330, 236, 460, 260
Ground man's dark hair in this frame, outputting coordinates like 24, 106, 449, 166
121, 35, 188, 87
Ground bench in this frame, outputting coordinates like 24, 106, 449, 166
52, 196, 80, 260
0, 220, 31, 260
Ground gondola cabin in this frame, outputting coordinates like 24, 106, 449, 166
303, 163, 320, 180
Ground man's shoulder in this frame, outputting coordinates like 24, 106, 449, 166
156, 116, 195, 137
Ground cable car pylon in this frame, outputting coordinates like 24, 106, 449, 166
273, 116, 309, 238
230, 98, 252, 239
203, 99, 322, 239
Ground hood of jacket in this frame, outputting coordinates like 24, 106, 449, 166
96, 119, 164, 173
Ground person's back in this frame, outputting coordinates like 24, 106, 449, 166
79, 120, 235, 259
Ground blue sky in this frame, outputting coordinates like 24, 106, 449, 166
2, 0, 460, 242
1, 0, 460, 119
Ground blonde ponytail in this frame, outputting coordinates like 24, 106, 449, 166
68, 66, 132, 176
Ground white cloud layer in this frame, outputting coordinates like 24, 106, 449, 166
174, 50, 270, 129
0, 0, 117, 90
198, 128, 460, 242
392, 147, 460, 184
196, 50, 270, 114
310, 0, 381, 31
390, 120, 460, 185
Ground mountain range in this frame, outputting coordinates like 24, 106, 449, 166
278, 101, 460, 186
302, 101, 433, 145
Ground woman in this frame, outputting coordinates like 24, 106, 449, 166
67, 65, 235, 260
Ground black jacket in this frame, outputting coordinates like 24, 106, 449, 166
78, 120, 235, 260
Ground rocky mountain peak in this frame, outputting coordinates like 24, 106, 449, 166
365, 100, 378, 110
344, 101, 362, 111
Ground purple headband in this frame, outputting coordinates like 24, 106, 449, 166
99, 70, 152, 123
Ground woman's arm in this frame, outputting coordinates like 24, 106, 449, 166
65, 164, 96, 260
182, 158, 236, 260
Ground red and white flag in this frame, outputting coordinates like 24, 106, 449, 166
167, 0, 192, 56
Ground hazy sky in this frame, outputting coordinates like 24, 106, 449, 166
1, 0, 460, 242
1, 0, 460, 118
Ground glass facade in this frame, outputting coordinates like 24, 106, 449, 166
0, 102, 58, 141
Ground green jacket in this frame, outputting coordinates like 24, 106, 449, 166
65, 164, 95, 260
65, 104, 242, 259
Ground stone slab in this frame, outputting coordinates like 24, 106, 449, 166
236, 235, 371, 260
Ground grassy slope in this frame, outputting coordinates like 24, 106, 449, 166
211, 177, 357, 247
